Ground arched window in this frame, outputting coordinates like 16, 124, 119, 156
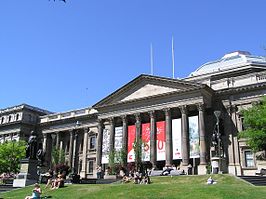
1, 117, 4, 124
16, 114, 20, 121
8, 115, 12, 122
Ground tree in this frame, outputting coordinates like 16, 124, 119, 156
51, 148, 65, 166
133, 139, 142, 172
240, 97, 266, 157
0, 140, 26, 174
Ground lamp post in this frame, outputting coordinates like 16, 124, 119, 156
214, 111, 222, 173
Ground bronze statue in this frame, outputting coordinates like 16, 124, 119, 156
25, 131, 37, 159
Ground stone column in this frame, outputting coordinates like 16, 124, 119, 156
56, 132, 60, 149
231, 105, 242, 175
122, 116, 128, 166
180, 106, 189, 166
80, 128, 89, 178
109, 117, 115, 153
72, 132, 78, 172
68, 130, 74, 168
164, 108, 173, 166
149, 111, 157, 168
197, 103, 207, 174
135, 113, 142, 168
96, 119, 103, 166
42, 133, 48, 166
42, 133, 47, 153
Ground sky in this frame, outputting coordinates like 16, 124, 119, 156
1, 0, 266, 112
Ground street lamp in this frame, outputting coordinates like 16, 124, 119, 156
214, 111, 222, 173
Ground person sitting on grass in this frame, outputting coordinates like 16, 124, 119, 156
207, 176, 217, 185
51, 173, 64, 189
25, 183, 42, 199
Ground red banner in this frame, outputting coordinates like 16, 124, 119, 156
127, 125, 136, 162
156, 121, 166, 161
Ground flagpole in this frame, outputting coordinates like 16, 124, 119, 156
172, 36, 175, 79
150, 43, 154, 75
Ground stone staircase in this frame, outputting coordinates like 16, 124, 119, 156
238, 176, 266, 186
0, 184, 18, 193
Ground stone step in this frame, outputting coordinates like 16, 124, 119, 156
238, 176, 266, 186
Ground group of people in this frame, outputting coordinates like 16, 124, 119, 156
25, 169, 65, 199
121, 170, 151, 184
43, 169, 65, 189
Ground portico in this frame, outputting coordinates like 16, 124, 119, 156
93, 75, 213, 174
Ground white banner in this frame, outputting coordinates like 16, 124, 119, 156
101, 129, 110, 164
115, 127, 123, 152
172, 118, 182, 159
189, 116, 200, 158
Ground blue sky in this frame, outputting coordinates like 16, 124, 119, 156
1, 0, 266, 112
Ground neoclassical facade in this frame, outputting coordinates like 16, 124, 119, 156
1, 51, 266, 177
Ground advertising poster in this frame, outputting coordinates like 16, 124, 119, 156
101, 128, 110, 164
189, 116, 200, 158
115, 126, 123, 152
141, 123, 150, 161
172, 118, 182, 159
127, 125, 136, 162
156, 121, 166, 161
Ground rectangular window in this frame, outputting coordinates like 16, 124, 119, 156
245, 151, 255, 167
90, 136, 96, 149
88, 160, 94, 174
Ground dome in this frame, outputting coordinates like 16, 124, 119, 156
190, 51, 266, 77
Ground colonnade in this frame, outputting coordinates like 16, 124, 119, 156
96, 103, 208, 173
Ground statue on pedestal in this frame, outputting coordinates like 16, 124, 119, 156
25, 131, 37, 159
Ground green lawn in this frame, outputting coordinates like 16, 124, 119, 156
1, 175, 266, 199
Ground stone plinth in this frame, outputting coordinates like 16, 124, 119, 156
13, 159, 38, 187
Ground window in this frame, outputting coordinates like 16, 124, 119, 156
245, 151, 255, 167
88, 160, 94, 174
1, 117, 4, 124
90, 136, 96, 149
16, 114, 20, 121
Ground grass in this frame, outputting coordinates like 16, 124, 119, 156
1, 175, 266, 199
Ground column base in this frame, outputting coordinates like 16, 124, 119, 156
228, 164, 242, 176
79, 170, 86, 179
198, 164, 207, 175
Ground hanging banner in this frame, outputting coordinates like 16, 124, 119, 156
115, 126, 123, 152
142, 123, 150, 161
189, 115, 200, 158
127, 125, 136, 162
101, 128, 110, 164
156, 121, 166, 161
172, 118, 182, 159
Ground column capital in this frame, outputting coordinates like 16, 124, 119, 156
43, 133, 47, 139
121, 115, 127, 123
149, 110, 156, 118
134, 113, 141, 122
163, 108, 171, 117
108, 117, 115, 124
226, 105, 237, 114
197, 103, 205, 111
84, 127, 90, 133
180, 105, 188, 114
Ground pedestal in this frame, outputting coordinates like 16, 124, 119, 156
13, 159, 38, 187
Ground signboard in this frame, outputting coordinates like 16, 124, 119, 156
172, 118, 182, 159
189, 116, 200, 158
156, 121, 166, 161
141, 123, 150, 161
127, 125, 136, 162
101, 128, 110, 164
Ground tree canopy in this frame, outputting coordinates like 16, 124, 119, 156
240, 97, 266, 153
0, 140, 26, 174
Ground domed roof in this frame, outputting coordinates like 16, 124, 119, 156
190, 51, 266, 77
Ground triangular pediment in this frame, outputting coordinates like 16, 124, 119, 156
93, 74, 204, 108
120, 84, 179, 102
